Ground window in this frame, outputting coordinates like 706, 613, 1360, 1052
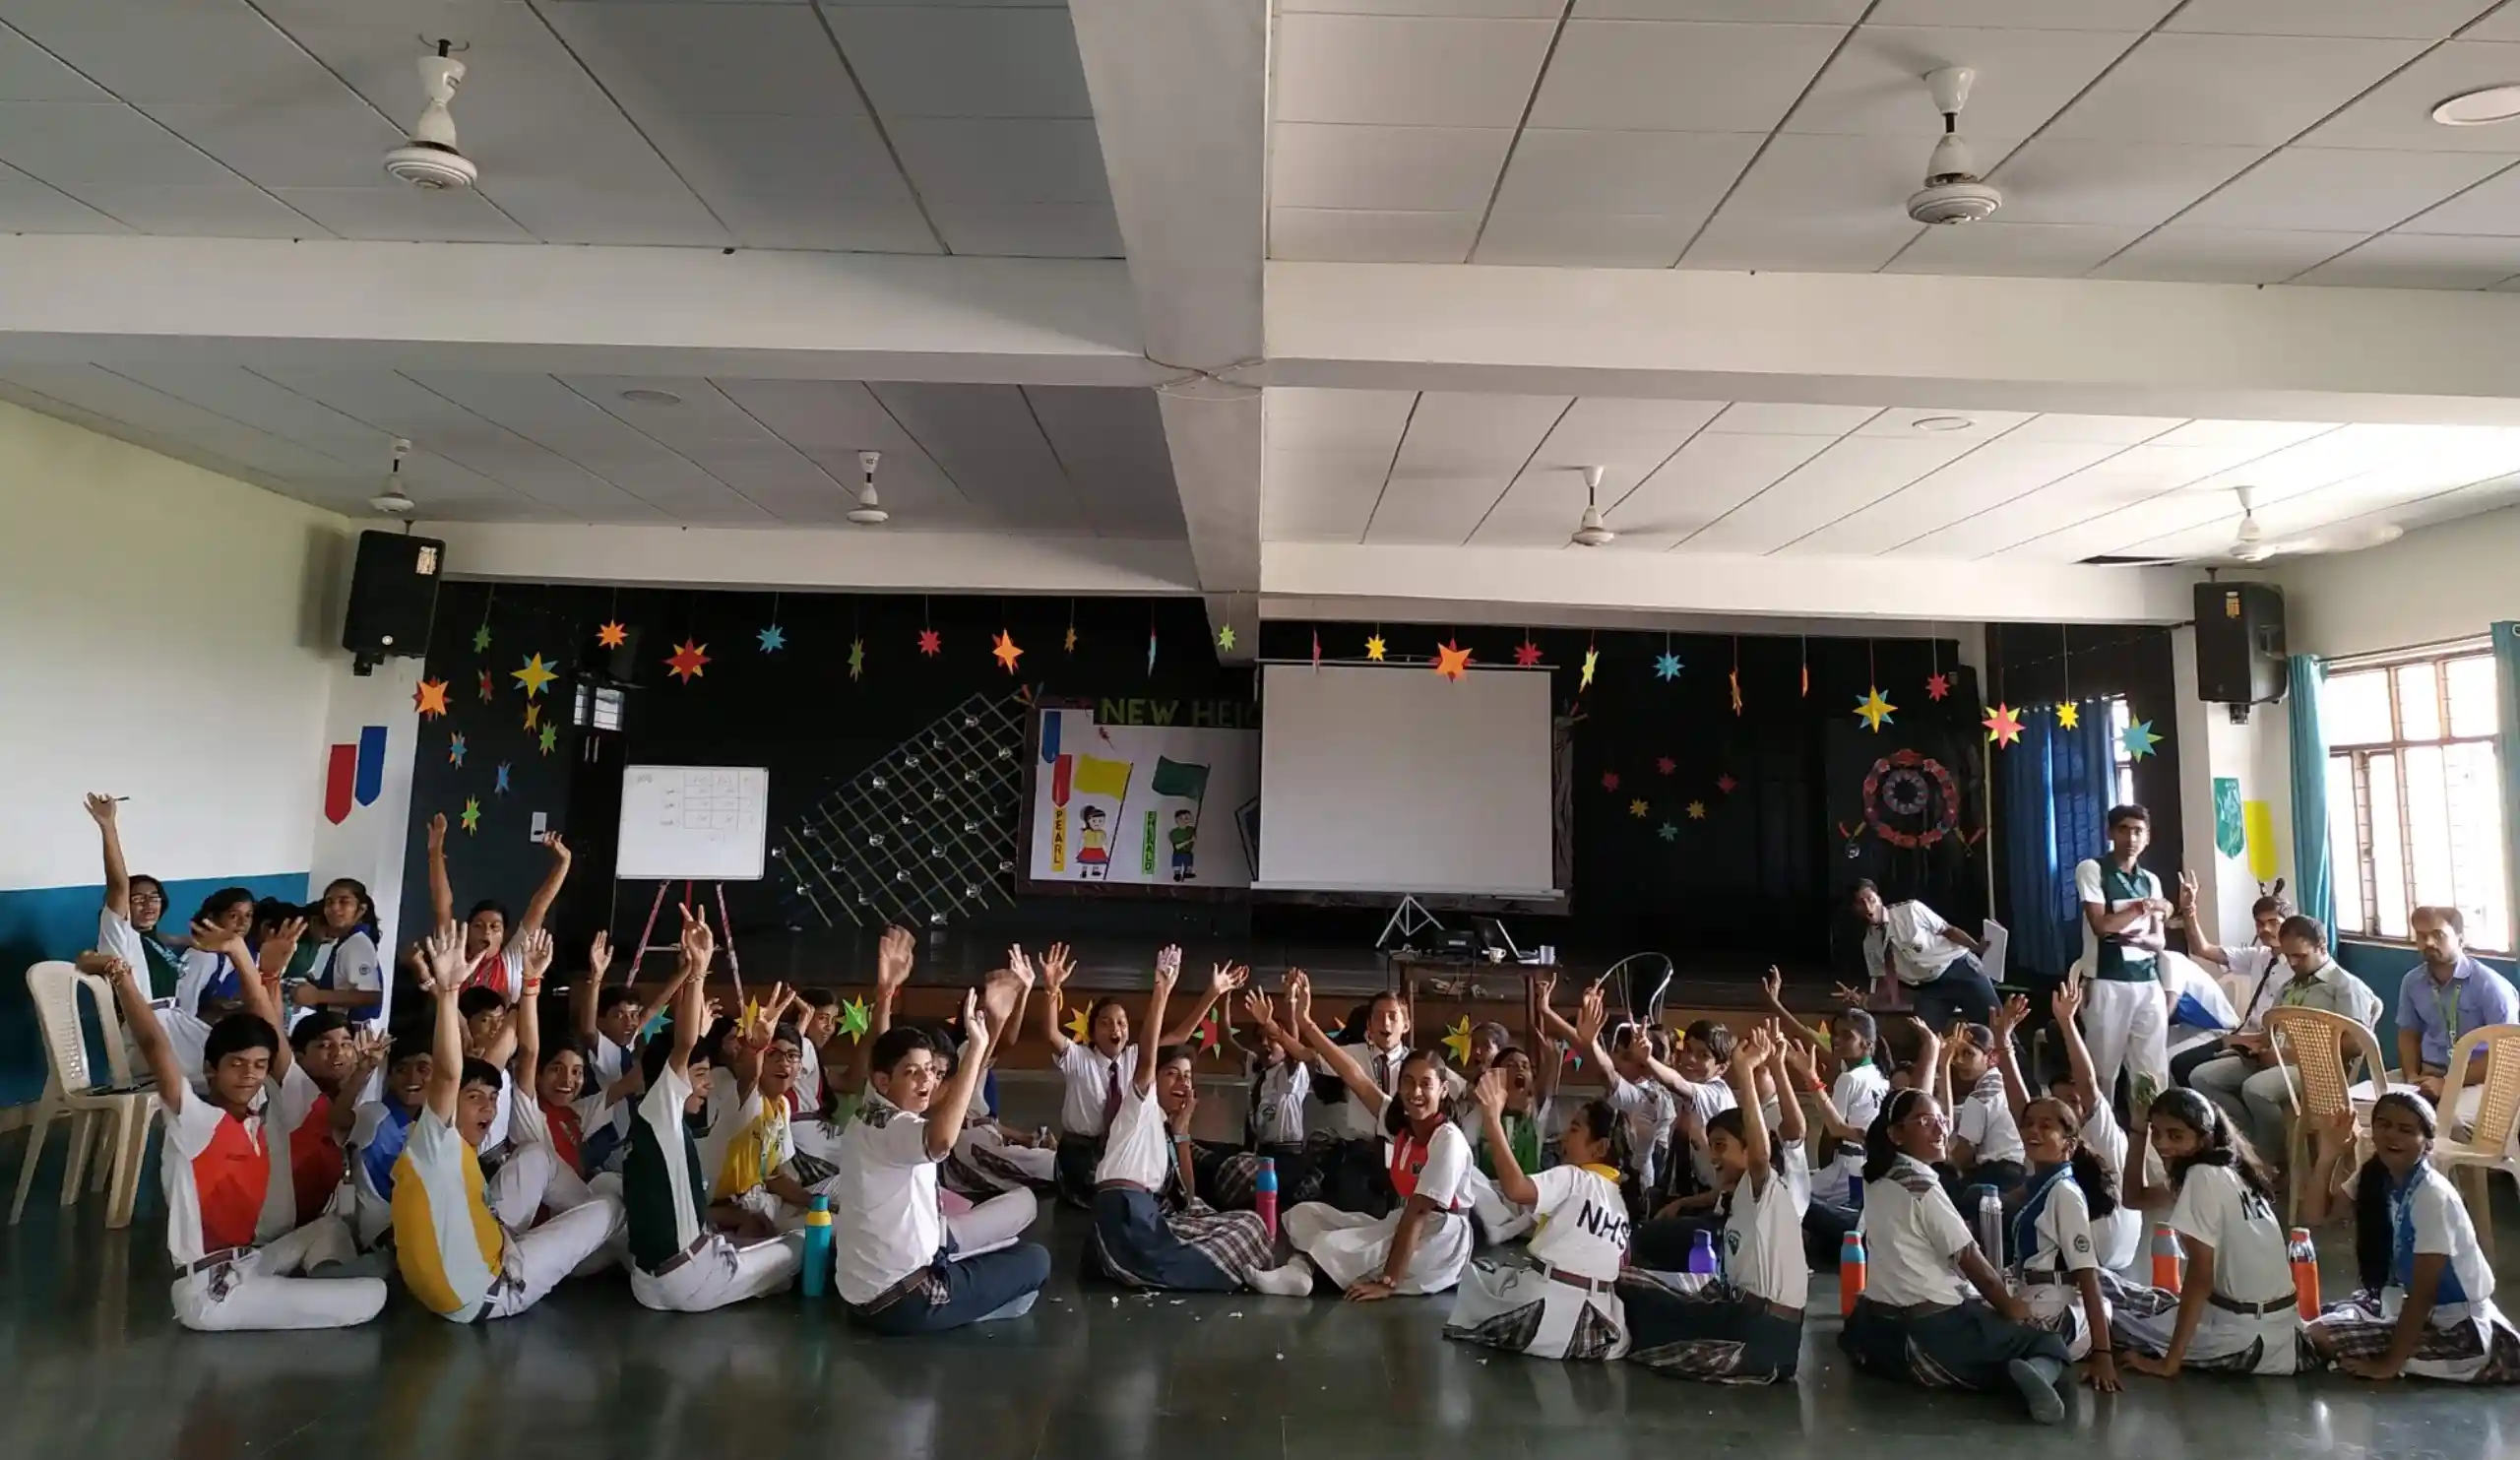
2106, 697, 2136, 806
2325, 648, 2508, 953
572, 681, 624, 732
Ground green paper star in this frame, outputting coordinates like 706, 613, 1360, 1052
2121, 718, 2164, 761
459, 796, 480, 834
1656, 821, 1677, 842
1217, 624, 1236, 652
848, 637, 865, 681
840, 996, 872, 1043
537, 724, 559, 756
472, 624, 491, 653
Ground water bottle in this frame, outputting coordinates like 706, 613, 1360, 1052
1971, 1183, 2004, 1267
1839, 1231, 1867, 1316
1254, 1156, 1280, 1243
2150, 1221, 2183, 1295
2289, 1227, 2321, 1320
1685, 1228, 1718, 1276
800, 1193, 833, 1301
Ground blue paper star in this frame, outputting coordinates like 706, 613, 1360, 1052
1656, 821, 1678, 842
1653, 652, 1684, 682
494, 761, 512, 795
756, 624, 786, 653
2121, 718, 2164, 761
447, 733, 467, 768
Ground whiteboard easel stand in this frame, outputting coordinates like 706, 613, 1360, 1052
624, 878, 744, 1003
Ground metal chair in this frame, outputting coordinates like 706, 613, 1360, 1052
1593, 951, 1673, 1028
2429, 1023, 2520, 1259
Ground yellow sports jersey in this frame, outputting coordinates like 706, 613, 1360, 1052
391, 1108, 508, 1317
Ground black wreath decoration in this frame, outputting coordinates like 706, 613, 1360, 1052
1861, 749, 1960, 850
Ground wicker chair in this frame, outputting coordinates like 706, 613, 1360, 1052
2429, 1023, 2520, 1259
2265, 1004, 2405, 1226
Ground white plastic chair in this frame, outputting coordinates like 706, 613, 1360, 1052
9, 962, 158, 1228
2429, 1023, 2520, 1260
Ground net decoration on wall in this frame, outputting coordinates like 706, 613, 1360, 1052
777, 691, 1029, 928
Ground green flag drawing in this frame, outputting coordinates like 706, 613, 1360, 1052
1150, 757, 1210, 802
2213, 777, 2244, 860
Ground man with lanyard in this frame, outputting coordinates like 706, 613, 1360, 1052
2171, 880, 2289, 1089
2188, 916, 2381, 1159
2074, 803, 2174, 1110
1852, 879, 1996, 1031
2396, 905, 2520, 1108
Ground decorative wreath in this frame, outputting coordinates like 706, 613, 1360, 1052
1861, 749, 1960, 850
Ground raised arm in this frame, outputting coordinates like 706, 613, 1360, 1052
2048, 979, 2103, 1120
426, 812, 454, 928
572, 930, 611, 1042
420, 922, 468, 1122
86, 794, 131, 920
240, 916, 304, 1081
728, 982, 793, 1103
666, 912, 711, 1081
513, 833, 573, 942
1729, 1025, 1775, 1185
1472, 1069, 1539, 1207
1763, 1022, 1807, 1148
331, 1030, 388, 1138
1758, 966, 1833, 1059
843, 925, 913, 1101
1036, 941, 1076, 1057
1160, 953, 1240, 1047
1990, 994, 2033, 1119
1285, 969, 1385, 1111
512, 927, 553, 1089
1135, 947, 1181, 1097
926, 974, 1024, 1161
105, 956, 187, 1109
2174, 872, 2234, 969
1779, 1034, 1833, 1146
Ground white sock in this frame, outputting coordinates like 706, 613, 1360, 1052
1245, 1254, 1314, 1297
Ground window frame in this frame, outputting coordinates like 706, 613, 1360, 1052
2323, 645, 2507, 956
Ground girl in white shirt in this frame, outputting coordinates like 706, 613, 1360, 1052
293, 879, 386, 1029
1623, 1024, 1808, 1385
1987, 988, 2122, 1391
1280, 971, 1477, 1299
2113, 1088, 2301, 1376
1205, 988, 1325, 1212
2300, 1093, 2520, 1383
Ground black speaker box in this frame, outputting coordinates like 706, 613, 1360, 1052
342, 529, 443, 667
2195, 582, 2288, 705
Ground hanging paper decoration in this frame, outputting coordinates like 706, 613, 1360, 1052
1925, 671, 1951, 702
2121, 718, 2164, 760
512, 653, 558, 699
1216, 624, 1236, 653
1194, 1013, 1225, 1058
1311, 629, 1322, 668
848, 638, 865, 681
1716, 773, 1737, 794
459, 796, 481, 834
1146, 625, 1158, 676
597, 620, 629, 650
1063, 624, 1077, 653
1862, 749, 1961, 850
1730, 637, 1743, 715
494, 762, 512, 795
1686, 799, 1709, 821
476, 670, 494, 703
2056, 701, 2081, 730
1983, 703, 2024, 747
665, 639, 710, 682
1854, 686, 1897, 732
756, 624, 787, 653
1432, 639, 1472, 680
538, 724, 559, 756
1065, 1005, 1091, 1044
1441, 1016, 1474, 1066
523, 703, 540, 731
1655, 756, 1676, 776
991, 629, 1024, 674
1656, 822, 1678, 843
916, 628, 941, 658
1653, 651, 1684, 682
1601, 771, 1620, 793
447, 733, 468, 767
1628, 798, 1649, 819
1579, 644, 1598, 691
1799, 636, 1809, 698
1513, 637, 1543, 667
412, 677, 450, 719
1364, 633, 1388, 663
472, 624, 492, 654
839, 996, 872, 1044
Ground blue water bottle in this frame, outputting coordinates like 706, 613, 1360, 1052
800, 1193, 833, 1300
1685, 1228, 1718, 1276
1253, 1156, 1280, 1243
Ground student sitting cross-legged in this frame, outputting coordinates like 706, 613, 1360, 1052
1983, 992, 2124, 1392
392, 921, 624, 1323
835, 957, 1049, 1335
2110, 1089, 2301, 1378
103, 934, 386, 1331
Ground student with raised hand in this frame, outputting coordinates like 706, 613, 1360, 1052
501, 928, 620, 1219
2111, 1088, 2300, 1377
291, 879, 386, 1028
1984, 997, 2122, 1390
1935, 1017, 2025, 1202
427, 813, 572, 1003
86, 793, 186, 1002
2300, 1100, 2520, 1383
1538, 976, 1677, 1208
573, 930, 677, 1174
391, 920, 623, 1323
796, 926, 916, 1171
1619, 1019, 1740, 1268
836, 961, 1050, 1335
103, 924, 386, 1330
1089, 956, 1313, 1294
1203, 985, 1320, 1212
1279, 968, 1479, 1300
177, 889, 262, 1024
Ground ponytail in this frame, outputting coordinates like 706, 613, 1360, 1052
2068, 1146, 2118, 1221
1861, 1087, 1925, 1183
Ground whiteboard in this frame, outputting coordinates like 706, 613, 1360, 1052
1255, 665, 1557, 897
616, 765, 770, 881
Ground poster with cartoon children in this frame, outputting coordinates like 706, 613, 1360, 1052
1026, 707, 1257, 892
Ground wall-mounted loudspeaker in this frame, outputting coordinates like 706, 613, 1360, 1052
2194, 582, 2287, 718
342, 529, 444, 674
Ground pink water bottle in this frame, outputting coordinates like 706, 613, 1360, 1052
1254, 1156, 1280, 1242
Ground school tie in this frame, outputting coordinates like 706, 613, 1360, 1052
1102, 1058, 1121, 1127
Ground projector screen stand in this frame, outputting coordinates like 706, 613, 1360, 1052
1375, 894, 1444, 953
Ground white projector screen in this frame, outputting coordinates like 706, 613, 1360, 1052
1257, 665, 1556, 896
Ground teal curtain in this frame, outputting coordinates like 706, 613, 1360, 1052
2494, 624, 2520, 946
2289, 654, 2335, 933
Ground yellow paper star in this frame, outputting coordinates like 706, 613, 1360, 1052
511, 653, 558, 700
1854, 685, 1897, 733
1580, 646, 1598, 691
1364, 634, 1387, 663
523, 703, 540, 731
1686, 799, 1708, 821
1432, 639, 1473, 680
2056, 701, 2081, 730
1065, 1005, 1090, 1044
1628, 797, 1649, 818
1442, 1016, 1473, 1066
991, 629, 1024, 674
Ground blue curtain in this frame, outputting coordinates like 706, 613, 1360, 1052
2289, 654, 2336, 933
1999, 714, 2117, 979
2493, 625, 2520, 945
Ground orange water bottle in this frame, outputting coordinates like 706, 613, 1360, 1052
1840, 1231, 1866, 1315
2289, 1227, 2321, 1320
2150, 1221, 2183, 1294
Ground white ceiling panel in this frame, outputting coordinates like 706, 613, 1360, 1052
2165, 1, 2501, 39
0, 162, 124, 230
0, 101, 231, 186
404, 369, 775, 523
565, 377, 791, 446
706, 194, 938, 254
1487, 128, 1761, 216
1271, 207, 1479, 262
866, 382, 1090, 532
2152, 418, 2340, 451
2178, 148, 2515, 232
1473, 209, 1700, 267
1268, 385, 1421, 438
2291, 232, 2520, 288
1271, 123, 1515, 213
889, 118, 1111, 206
1023, 384, 1185, 538
1888, 220, 2146, 276
1364, 391, 1569, 543
1274, 14, 1555, 128
1681, 214, 1924, 272
1602, 431, 1836, 548
266, 185, 532, 242
1984, 139, 2269, 227
2473, 6, 2520, 40
1283, 0, 1561, 14
1909, 442, 2263, 556
2299, 41, 2520, 152
536, 2, 867, 117
1679, 432, 1983, 553
822, 5, 1094, 119
2399, 165, 2520, 235
142, 101, 409, 192
1854, 409, 2034, 439
1863, 0, 2181, 27
1266, 447, 1399, 541
1706, 402, 1881, 434
2090, 223, 2363, 283
0, 22, 105, 101
1783, 26, 2143, 139
706, 378, 977, 523
0, 361, 367, 488
611, 109, 906, 204
0, 0, 342, 105
1530, 22, 1845, 133
1469, 397, 1727, 543
1785, 437, 2131, 553
926, 200, 1122, 258
66, 183, 313, 236
1579, 0, 1865, 19
2003, 413, 2184, 444
2043, 33, 2428, 146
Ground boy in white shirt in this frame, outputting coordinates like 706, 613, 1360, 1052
1939, 1021, 2026, 1202
1853, 879, 1995, 1032
2075, 803, 2173, 1107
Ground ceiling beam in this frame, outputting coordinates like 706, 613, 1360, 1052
1264, 262, 2520, 427
432, 522, 1195, 597
0, 236, 1162, 387
1071, 0, 1267, 642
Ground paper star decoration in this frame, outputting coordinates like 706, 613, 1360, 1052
1925, 671, 1951, 702
1432, 639, 1473, 680
917, 628, 941, 658
1065, 1006, 1091, 1044
472, 624, 491, 653
1653, 651, 1684, 682
756, 624, 786, 653
1147, 630, 1158, 675
1441, 1016, 1474, 1066
1730, 667, 1743, 715
665, 639, 710, 682
537, 724, 558, 756
523, 703, 540, 731
1854, 685, 1897, 733
2055, 700, 2081, 730
1194, 1014, 1223, 1056
1579, 646, 1598, 691
494, 762, 512, 795
1601, 771, 1620, 793
1686, 799, 1709, 821
476, 669, 494, 703
512, 653, 558, 700
1514, 638, 1543, 667
1656, 822, 1678, 842
1655, 756, 1676, 776
597, 620, 628, 650
459, 796, 481, 834
1216, 624, 1236, 652
1716, 773, 1737, 794
1064, 625, 1077, 653
1628, 798, 1649, 819
447, 733, 468, 767
839, 996, 872, 1044
848, 638, 865, 680
1983, 703, 2024, 748
1311, 629, 1322, 668
1364, 634, 1387, 663
2121, 718, 2164, 761
412, 677, 450, 719
991, 629, 1024, 674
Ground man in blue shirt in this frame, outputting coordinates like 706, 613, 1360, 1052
2395, 905, 2520, 1106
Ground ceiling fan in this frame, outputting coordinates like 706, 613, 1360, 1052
2107, 484, 2405, 566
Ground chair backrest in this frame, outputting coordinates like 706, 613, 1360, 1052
2265, 1005, 2386, 1117
2437, 1023, 2520, 1157
24, 961, 93, 1093
74, 970, 138, 1087
1980, 920, 2009, 984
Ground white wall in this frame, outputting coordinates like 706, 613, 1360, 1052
0, 398, 351, 889
2172, 626, 2294, 946
2278, 505, 2520, 658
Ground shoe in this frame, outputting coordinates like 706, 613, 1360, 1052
2007, 1359, 2065, 1425
976, 1290, 1039, 1323
1246, 1255, 1314, 1297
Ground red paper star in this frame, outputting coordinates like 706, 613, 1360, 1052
665, 639, 710, 682
1513, 639, 1543, 667
1432, 639, 1473, 680
916, 628, 941, 658
1925, 671, 1952, 702
1716, 773, 1737, 794
1655, 756, 1676, 776
1601, 771, 1620, 793
597, 620, 628, 650
412, 677, 450, 719
475, 669, 493, 702
991, 630, 1023, 674
1983, 703, 2025, 748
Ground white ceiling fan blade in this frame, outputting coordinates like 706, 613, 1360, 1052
2258, 521, 2404, 558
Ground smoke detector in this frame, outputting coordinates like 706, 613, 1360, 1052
1570, 466, 1615, 547
848, 450, 889, 526
1907, 67, 2003, 225
384, 43, 478, 190
369, 439, 416, 516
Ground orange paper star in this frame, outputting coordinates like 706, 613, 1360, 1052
412, 677, 450, 719
665, 639, 710, 682
1983, 703, 2024, 748
1432, 639, 1473, 680
523, 703, 540, 731
597, 620, 628, 650
991, 629, 1024, 674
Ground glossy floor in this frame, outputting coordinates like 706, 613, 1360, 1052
3, 1129, 2513, 1460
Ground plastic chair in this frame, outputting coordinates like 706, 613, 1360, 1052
73, 970, 161, 1225
9, 963, 157, 1229
2265, 1004, 2407, 1227
2429, 1023, 2520, 1260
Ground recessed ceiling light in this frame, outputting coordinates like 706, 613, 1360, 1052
1911, 414, 1974, 433
619, 388, 681, 406
2432, 85, 2520, 126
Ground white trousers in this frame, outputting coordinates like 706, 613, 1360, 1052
172, 1215, 386, 1332
949, 1188, 1038, 1257
477, 1196, 624, 1321
630, 1231, 804, 1313
2081, 979, 2169, 1105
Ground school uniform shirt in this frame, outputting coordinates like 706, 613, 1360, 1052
794, 1038, 825, 1114
2221, 945, 2291, 1033
712, 1088, 794, 1202
97, 909, 183, 1004
1249, 1059, 1309, 1147
264, 1063, 341, 1238
2396, 959, 2520, 1069
2079, 1099, 2143, 1270
1524, 1164, 1630, 1281
1321, 1043, 1406, 1141
1863, 901, 1970, 986
1387, 1119, 1477, 1214
2073, 858, 2165, 983
1723, 1162, 1808, 1310
1952, 1071, 2025, 1169
832, 1093, 947, 1306
1471, 1100, 1552, 1181
2169, 1163, 2292, 1305
390, 1108, 510, 1317
590, 1033, 637, 1143
1779, 1136, 1811, 1219
1821, 1062, 1890, 1203
160, 1087, 276, 1264
1861, 1155, 1978, 1308
1054, 1043, 1139, 1138
1606, 1075, 1679, 1189
622, 1065, 711, 1273
1094, 1083, 1175, 1188
173, 947, 240, 1017
306, 931, 385, 1023
2384, 1163, 2496, 1321
2014, 1164, 2101, 1279
1672, 1077, 1737, 1192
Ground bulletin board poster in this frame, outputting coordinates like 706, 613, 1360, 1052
1022, 704, 1259, 893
